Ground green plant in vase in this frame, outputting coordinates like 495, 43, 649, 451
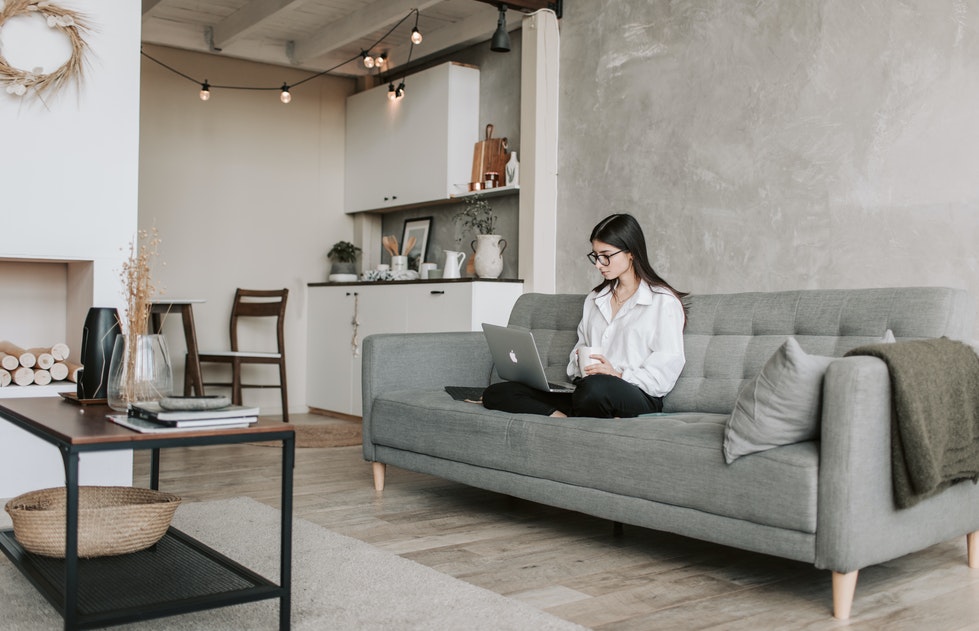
327, 240, 361, 277
455, 195, 507, 279
454, 195, 497, 237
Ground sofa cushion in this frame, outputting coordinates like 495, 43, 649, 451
723, 330, 896, 463
723, 337, 834, 463
370, 389, 819, 534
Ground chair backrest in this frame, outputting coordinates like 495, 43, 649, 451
229, 288, 289, 354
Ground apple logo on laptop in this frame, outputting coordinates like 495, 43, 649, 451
508, 349, 518, 363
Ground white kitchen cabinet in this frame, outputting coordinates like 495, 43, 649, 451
306, 280, 523, 416
344, 62, 479, 213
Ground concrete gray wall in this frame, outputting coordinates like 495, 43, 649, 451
557, 1, 979, 325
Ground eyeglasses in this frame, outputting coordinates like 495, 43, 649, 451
586, 250, 625, 266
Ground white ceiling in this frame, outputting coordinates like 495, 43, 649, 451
140, 0, 529, 77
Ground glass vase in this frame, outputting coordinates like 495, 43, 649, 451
107, 334, 173, 412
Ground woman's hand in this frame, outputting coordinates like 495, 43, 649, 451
581, 352, 621, 378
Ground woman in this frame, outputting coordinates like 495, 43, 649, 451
482, 213, 687, 418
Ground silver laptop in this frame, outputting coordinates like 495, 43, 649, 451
482, 323, 576, 393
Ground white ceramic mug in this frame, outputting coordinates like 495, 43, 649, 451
578, 346, 604, 374
420, 262, 437, 279
376, 263, 390, 272
391, 256, 408, 272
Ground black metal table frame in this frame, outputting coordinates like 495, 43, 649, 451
0, 411, 295, 630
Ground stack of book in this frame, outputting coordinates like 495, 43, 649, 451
109, 402, 260, 433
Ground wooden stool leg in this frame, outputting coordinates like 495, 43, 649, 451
967, 532, 979, 568
180, 304, 204, 396
231, 358, 242, 405
832, 570, 858, 620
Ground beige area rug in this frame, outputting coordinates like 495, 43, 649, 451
252, 417, 362, 448
0, 497, 585, 630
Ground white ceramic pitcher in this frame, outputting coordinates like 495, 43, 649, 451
443, 250, 466, 278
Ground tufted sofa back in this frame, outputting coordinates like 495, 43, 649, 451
508, 287, 973, 414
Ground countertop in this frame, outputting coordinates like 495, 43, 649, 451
308, 277, 524, 288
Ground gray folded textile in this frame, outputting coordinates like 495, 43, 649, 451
846, 337, 979, 508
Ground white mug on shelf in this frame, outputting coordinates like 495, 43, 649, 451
420, 262, 437, 279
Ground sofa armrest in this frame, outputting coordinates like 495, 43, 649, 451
817, 355, 979, 572
361, 331, 493, 461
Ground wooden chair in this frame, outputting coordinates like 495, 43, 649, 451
195, 288, 289, 422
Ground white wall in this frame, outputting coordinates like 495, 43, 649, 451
0, 0, 139, 497
0, 0, 141, 350
139, 45, 355, 415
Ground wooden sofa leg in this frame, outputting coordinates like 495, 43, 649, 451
372, 462, 386, 491
967, 532, 979, 568
832, 570, 858, 620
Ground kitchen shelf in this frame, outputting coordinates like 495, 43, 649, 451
450, 184, 520, 200
345, 185, 519, 216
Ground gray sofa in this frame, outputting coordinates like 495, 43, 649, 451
362, 287, 979, 619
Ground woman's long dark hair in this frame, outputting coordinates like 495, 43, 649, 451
589, 213, 689, 321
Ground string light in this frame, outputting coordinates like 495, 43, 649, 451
411, 9, 423, 44
140, 8, 424, 104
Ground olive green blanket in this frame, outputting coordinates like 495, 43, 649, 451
846, 338, 979, 508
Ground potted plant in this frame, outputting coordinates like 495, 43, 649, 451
454, 196, 506, 279
454, 195, 497, 237
327, 240, 361, 277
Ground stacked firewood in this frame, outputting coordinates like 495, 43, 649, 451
0, 341, 81, 388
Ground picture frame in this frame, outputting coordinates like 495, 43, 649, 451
401, 216, 432, 271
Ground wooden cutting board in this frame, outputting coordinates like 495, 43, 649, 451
471, 124, 509, 185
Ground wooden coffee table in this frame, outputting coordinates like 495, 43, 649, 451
0, 397, 295, 630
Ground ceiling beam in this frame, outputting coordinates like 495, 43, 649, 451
212, 0, 304, 50
471, 0, 562, 16
291, 0, 444, 66
379, 4, 514, 78
141, 0, 164, 15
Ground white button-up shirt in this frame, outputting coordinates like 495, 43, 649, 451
566, 282, 686, 397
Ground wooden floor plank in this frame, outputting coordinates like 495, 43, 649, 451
131, 438, 979, 630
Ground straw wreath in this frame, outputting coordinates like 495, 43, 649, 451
0, 0, 90, 99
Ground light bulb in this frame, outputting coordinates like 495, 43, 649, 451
387, 83, 397, 101
199, 80, 210, 101
362, 51, 374, 69
375, 53, 386, 68
395, 82, 405, 100
280, 83, 291, 104
411, 26, 423, 45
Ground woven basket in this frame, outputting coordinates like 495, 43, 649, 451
4, 486, 181, 558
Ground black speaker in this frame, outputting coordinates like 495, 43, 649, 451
77, 307, 121, 400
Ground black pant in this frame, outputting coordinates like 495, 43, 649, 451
482, 374, 663, 418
